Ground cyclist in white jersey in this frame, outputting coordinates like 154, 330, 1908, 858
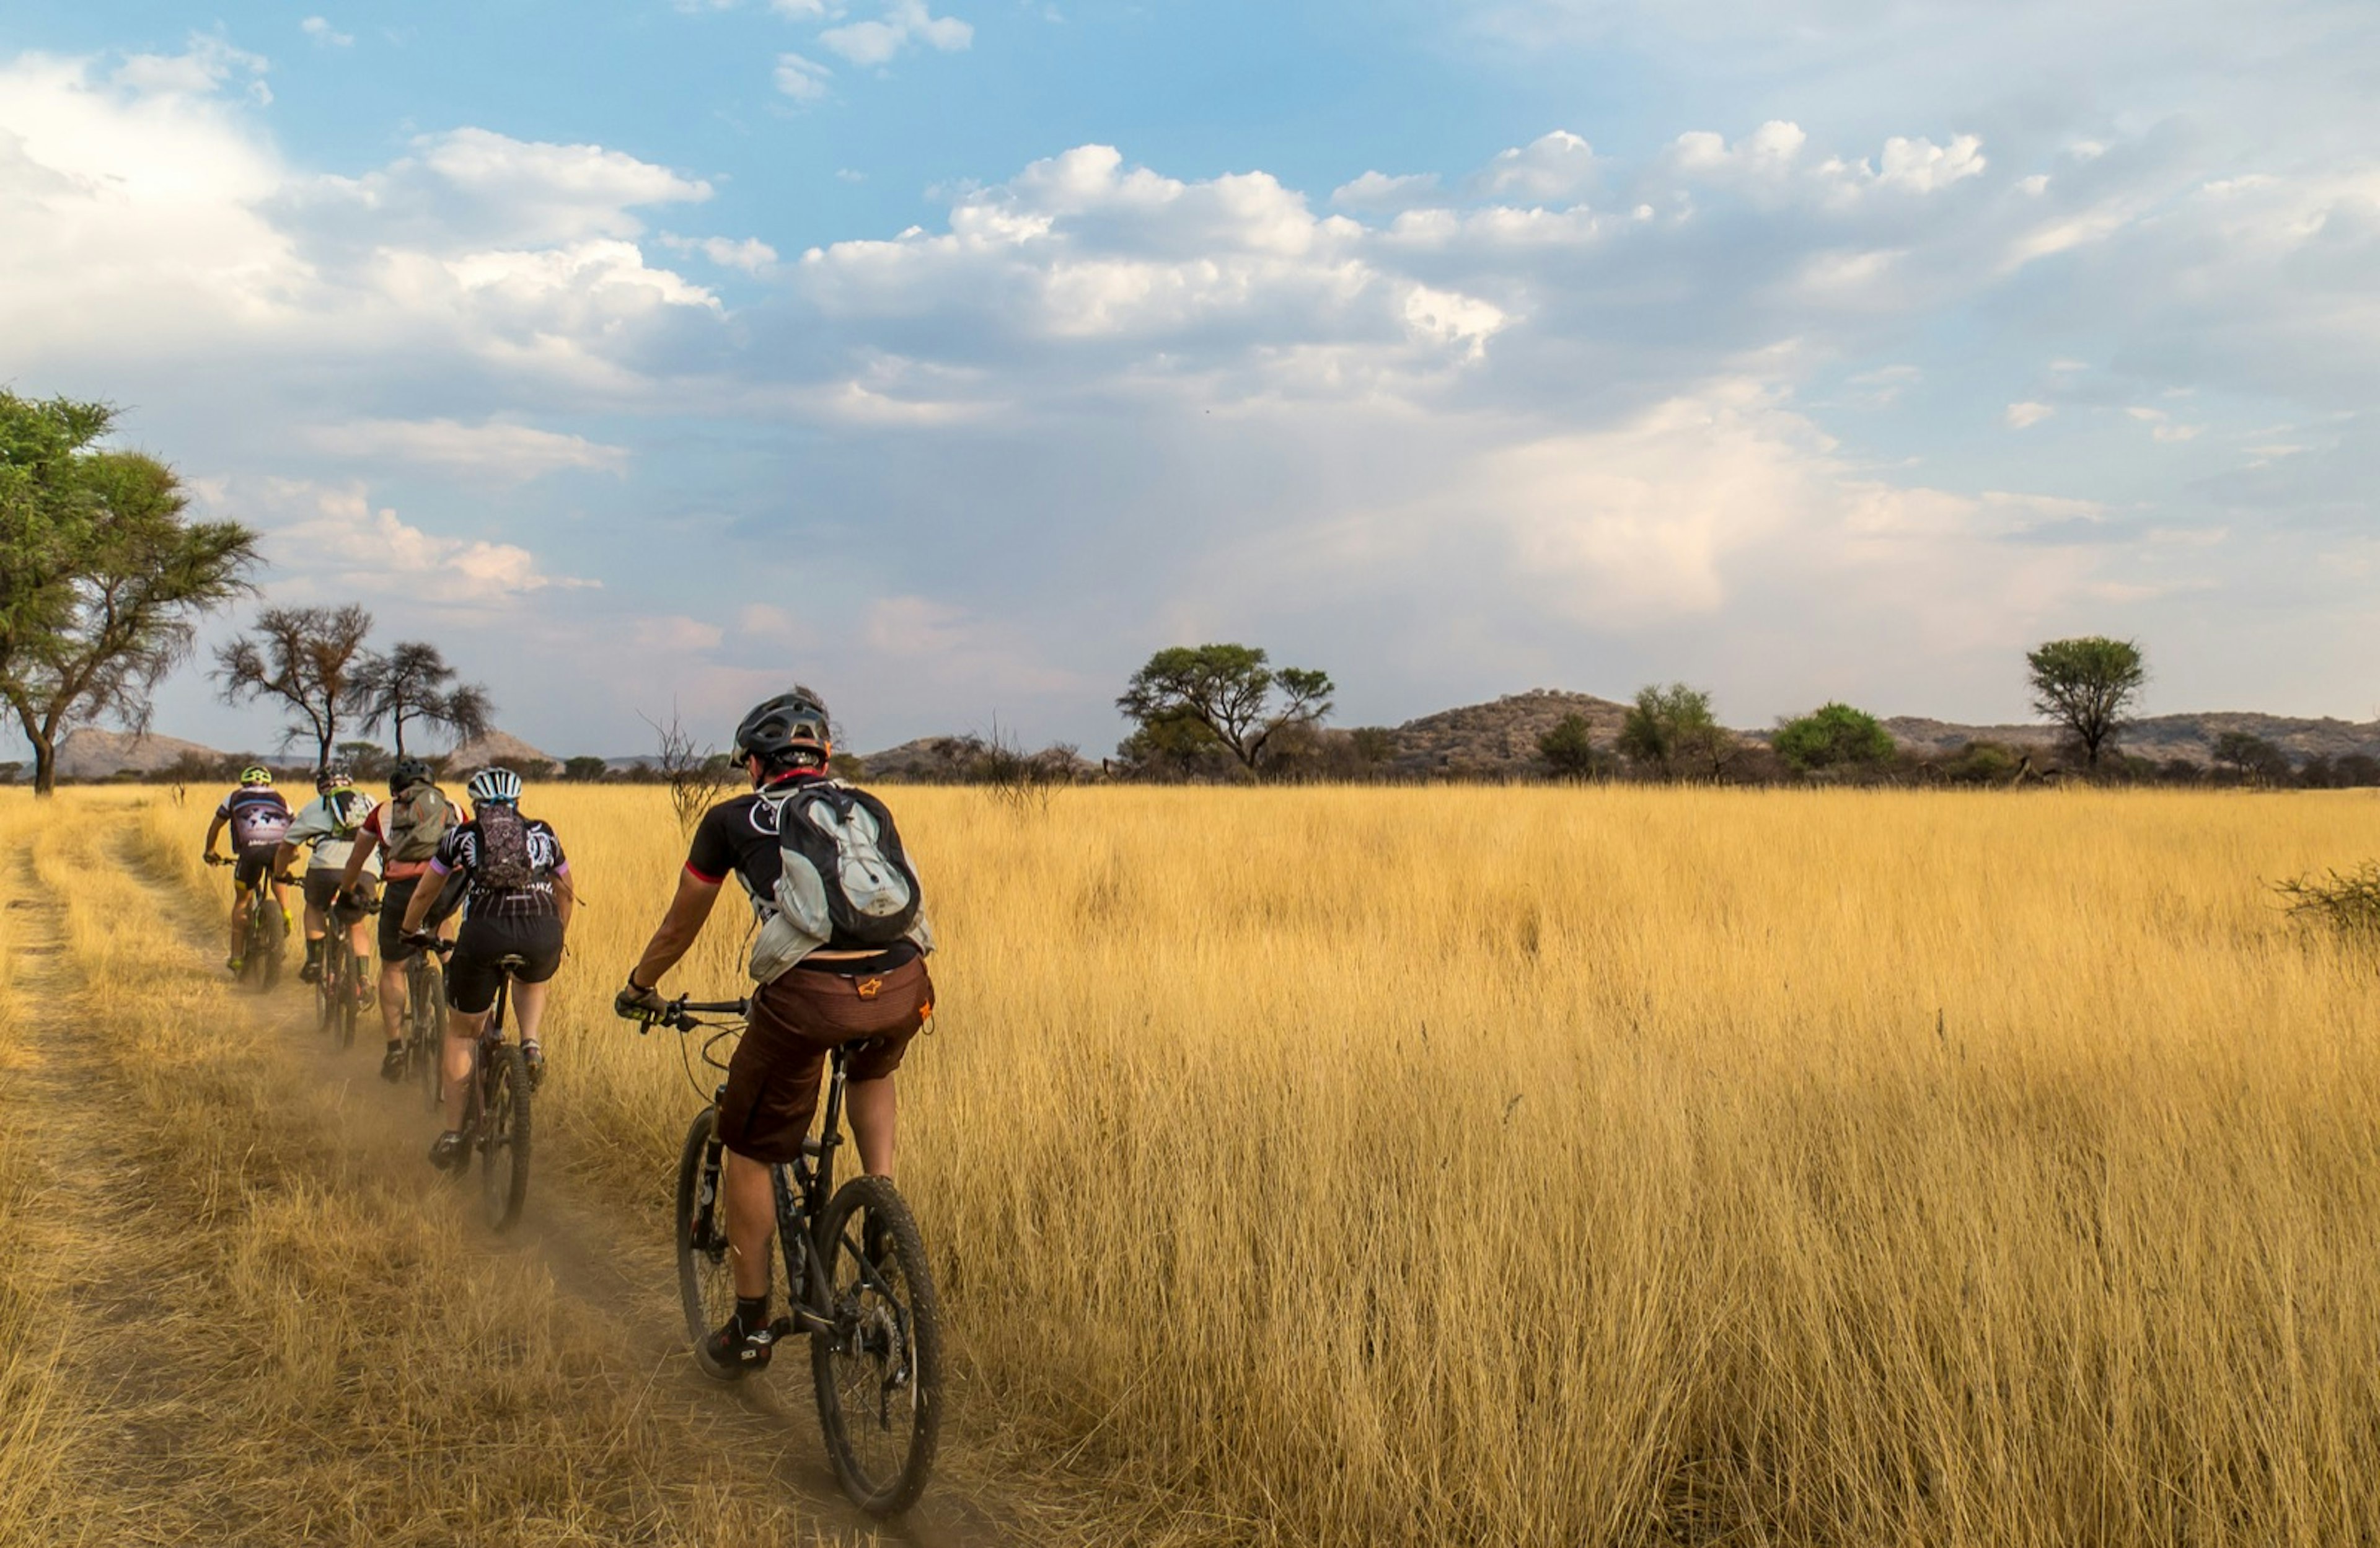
276, 765, 382, 988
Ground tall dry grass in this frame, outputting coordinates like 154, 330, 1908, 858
27, 781, 2380, 1545
518, 781, 2380, 1546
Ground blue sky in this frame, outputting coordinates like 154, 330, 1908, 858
4, 0, 2377, 759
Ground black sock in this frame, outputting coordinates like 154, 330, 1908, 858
736, 1295, 770, 1334
386, 1038, 402, 1051
305, 938, 322, 964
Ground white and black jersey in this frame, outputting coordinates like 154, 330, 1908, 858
428, 816, 571, 920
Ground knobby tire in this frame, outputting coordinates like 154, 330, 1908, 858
811, 1174, 943, 1516
412, 960, 445, 1114
478, 1043, 532, 1233
675, 1106, 744, 1381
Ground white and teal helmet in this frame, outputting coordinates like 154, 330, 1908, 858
465, 767, 523, 806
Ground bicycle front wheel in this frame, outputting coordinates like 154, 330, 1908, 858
335, 946, 359, 1050
413, 962, 445, 1112
811, 1175, 943, 1516
478, 1044, 532, 1233
674, 1106, 744, 1381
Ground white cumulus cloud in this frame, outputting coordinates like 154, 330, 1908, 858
819, 0, 973, 65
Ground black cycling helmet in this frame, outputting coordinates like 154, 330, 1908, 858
734, 690, 832, 768
389, 756, 434, 793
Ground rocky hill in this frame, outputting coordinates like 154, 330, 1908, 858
53, 728, 232, 780
444, 729, 560, 775
1379, 690, 1633, 778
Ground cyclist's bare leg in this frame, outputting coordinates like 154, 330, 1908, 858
229, 884, 253, 959
377, 957, 408, 1041
721, 1150, 777, 1298
345, 914, 373, 962
511, 977, 553, 1048
440, 1006, 491, 1133
302, 898, 327, 948
270, 878, 291, 919
846, 1075, 897, 1178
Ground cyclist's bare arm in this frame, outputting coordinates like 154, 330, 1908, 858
273, 839, 302, 876
555, 863, 579, 933
203, 812, 228, 859
627, 871, 723, 988
400, 869, 443, 936
338, 829, 381, 894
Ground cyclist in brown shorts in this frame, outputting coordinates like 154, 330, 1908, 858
615, 689, 935, 1371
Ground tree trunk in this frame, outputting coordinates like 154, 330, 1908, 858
392, 708, 408, 759
30, 729, 56, 797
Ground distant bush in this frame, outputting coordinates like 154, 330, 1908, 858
1536, 713, 1610, 781
1941, 741, 2022, 785
2213, 731, 2293, 786
1773, 703, 1895, 776
562, 756, 612, 782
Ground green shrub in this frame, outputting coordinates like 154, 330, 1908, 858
1773, 703, 1895, 775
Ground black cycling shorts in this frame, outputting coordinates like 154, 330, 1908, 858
303, 869, 378, 920
445, 913, 565, 1016
377, 873, 468, 964
232, 846, 280, 890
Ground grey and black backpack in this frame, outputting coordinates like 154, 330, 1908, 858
765, 781, 921, 946
474, 804, 537, 891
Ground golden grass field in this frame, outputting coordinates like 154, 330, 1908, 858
8, 781, 2380, 1546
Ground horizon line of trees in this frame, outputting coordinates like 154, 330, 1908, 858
6, 386, 2360, 798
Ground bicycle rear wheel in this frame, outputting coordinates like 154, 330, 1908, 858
334, 944, 359, 1050
314, 939, 337, 1033
477, 1044, 532, 1232
254, 900, 286, 992
811, 1175, 942, 1516
674, 1106, 745, 1381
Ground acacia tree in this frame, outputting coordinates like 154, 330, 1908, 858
0, 395, 260, 794
1117, 643, 1333, 777
343, 640, 493, 758
1617, 684, 1737, 781
2027, 636, 2146, 772
213, 604, 375, 774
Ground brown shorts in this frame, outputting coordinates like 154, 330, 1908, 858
716, 957, 935, 1164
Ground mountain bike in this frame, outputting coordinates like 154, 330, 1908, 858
402, 943, 448, 1112
640, 995, 943, 1516
315, 890, 376, 1050
413, 938, 533, 1233
208, 856, 293, 992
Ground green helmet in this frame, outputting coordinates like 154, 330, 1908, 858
238, 765, 274, 787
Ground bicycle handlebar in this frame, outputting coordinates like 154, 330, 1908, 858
626, 993, 749, 1033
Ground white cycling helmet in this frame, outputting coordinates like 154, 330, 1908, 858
465, 767, 523, 806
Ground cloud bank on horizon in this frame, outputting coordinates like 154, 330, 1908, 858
2, 0, 2375, 759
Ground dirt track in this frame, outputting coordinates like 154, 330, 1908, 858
0, 817, 1021, 1547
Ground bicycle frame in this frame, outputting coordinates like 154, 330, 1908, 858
674, 1011, 901, 1336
